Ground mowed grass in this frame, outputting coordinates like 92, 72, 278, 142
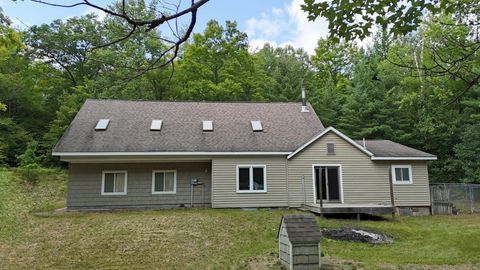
1, 168, 480, 270
318, 215, 480, 269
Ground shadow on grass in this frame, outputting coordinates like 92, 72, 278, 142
321, 213, 392, 221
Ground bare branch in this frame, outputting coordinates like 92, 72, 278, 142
31, 0, 209, 37
30, 0, 208, 76
30, 0, 85, 8
93, 25, 137, 50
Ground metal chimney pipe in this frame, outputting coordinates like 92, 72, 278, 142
301, 87, 309, 112
301, 87, 306, 106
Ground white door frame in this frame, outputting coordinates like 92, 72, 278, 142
311, 164, 344, 204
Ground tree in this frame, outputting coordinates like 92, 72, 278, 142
25, 0, 210, 70
302, 0, 479, 99
173, 20, 267, 101
310, 38, 355, 126
25, 15, 104, 86
454, 123, 480, 183
0, 12, 50, 166
302, 0, 459, 42
17, 140, 41, 168
0, 118, 30, 166
254, 44, 312, 102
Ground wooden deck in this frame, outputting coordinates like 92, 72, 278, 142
300, 203, 396, 215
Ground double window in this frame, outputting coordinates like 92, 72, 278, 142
392, 165, 413, 184
102, 171, 127, 195
152, 170, 177, 194
237, 165, 267, 192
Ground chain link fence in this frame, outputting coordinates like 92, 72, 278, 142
430, 183, 480, 214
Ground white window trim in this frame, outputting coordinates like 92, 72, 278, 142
392, 165, 413, 185
236, 165, 267, 193
101, 170, 127, 195
152, 170, 177, 194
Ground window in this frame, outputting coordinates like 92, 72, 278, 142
251, 121, 263, 132
203, 120, 213, 132
237, 165, 267, 192
152, 170, 176, 194
327, 143, 335, 155
102, 171, 127, 195
150, 120, 162, 131
95, 119, 110, 130
392, 165, 413, 184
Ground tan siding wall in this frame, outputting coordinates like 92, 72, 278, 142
389, 161, 431, 206
68, 162, 211, 209
287, 132, 431, 207
67, 136, 431, 209
211, 156, 288, 208
288, 132, 392, 206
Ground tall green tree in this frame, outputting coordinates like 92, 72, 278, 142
173, 20, 267, 101
254, 44, 311, 102
310, 38, 354, 126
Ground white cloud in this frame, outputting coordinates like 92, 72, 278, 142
248, 38, 278, 52
245, 13, 282, 40
82, 7, 107, 21
244, 0, 329, 54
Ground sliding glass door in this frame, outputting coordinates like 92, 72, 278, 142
314, 165, 341, 203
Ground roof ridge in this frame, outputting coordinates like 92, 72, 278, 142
356, 139, 392, 142
85, 99, 305, 104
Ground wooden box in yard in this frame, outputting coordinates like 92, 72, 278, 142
279, 214, 322, 270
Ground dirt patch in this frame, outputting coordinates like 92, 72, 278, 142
322, 227, 393, 244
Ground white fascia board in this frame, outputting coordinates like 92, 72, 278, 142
52, 151, 291, 157
287, 127, 374, 159
371, 156, 437, 161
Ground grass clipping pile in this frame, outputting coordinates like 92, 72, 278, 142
322, 227, 393, 244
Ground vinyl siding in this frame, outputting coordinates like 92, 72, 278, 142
389, 161, 431, 206
211, 156, 288, 208
67, 162, 211, 209
67, 135, 431, 209
287, 132, 431, 207
288, 132, 386, 206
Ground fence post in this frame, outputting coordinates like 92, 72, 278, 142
430, 185, 434, 215
471, 185, 474, 214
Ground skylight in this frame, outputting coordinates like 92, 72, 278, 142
150, 120, 163, 131
251, 120, 263, 132
203, 120, 213, 132
95, 119, 110, 131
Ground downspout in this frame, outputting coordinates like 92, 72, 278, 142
388, 166, 396, 218
319, 168, 324, 211
302, 176, 306, 206
285, 157, 290, 208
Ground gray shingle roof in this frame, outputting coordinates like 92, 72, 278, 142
280, 214, 322, 244
356, 140, 435, 158
53, 100, 324, 153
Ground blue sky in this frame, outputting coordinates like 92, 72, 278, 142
1, 0, 329, 53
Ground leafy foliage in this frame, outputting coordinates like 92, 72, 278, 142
301, 0, 457, 42
17, 140, 42, 168
0, 3, 478, 183
173, 20, 266, 101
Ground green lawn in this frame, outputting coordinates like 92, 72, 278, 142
1, 168, 479, 270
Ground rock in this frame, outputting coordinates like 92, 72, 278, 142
321, 227, 393, 244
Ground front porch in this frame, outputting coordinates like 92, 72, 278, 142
300, 203, 396, 215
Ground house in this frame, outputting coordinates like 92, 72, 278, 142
53, 99, 437, 215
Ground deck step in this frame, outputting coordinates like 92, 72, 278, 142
300, 204, 396, 215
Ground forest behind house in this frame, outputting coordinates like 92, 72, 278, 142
0, 1, 479, 183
